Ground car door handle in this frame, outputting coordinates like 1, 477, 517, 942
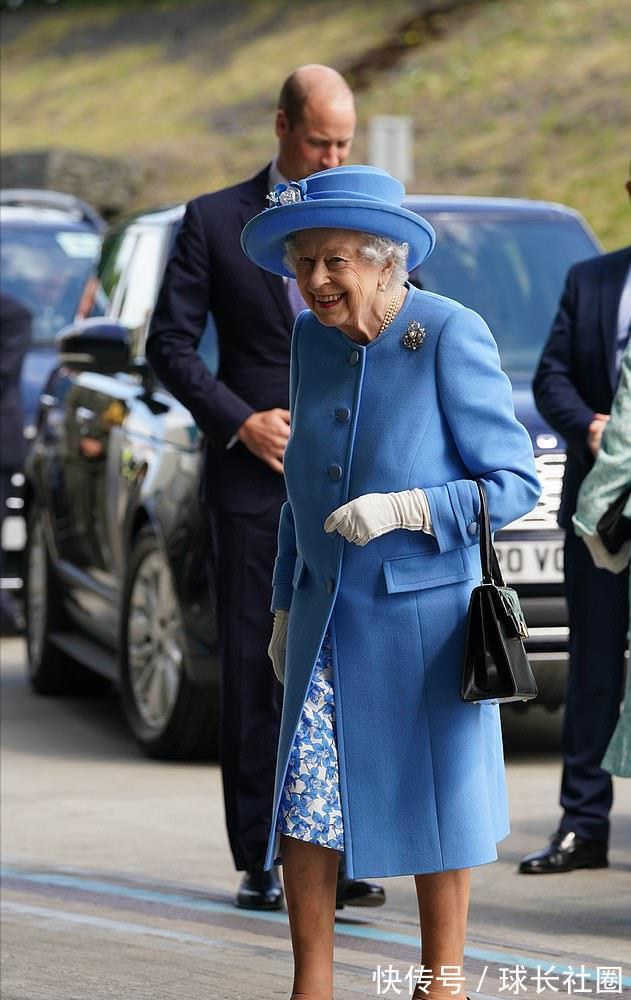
40, 393, 59, 409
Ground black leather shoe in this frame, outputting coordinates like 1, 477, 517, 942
235, 867, 284, 909
336, 875, 386, 909
518, 831, 608, 874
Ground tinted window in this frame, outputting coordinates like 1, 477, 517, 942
116, 228, 165, 332
411, 215, 598, 376
0, 225, 100, 343
97, 229, 137, 305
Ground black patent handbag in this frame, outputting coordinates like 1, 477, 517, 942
459, 482, 538, 705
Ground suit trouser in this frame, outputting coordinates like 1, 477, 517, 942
206, 496, 284, 871
560, 530, 629, 842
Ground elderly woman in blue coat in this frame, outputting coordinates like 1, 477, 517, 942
241, 166, 540, 1000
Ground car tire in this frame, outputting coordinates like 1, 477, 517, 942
25, 505, 109, 695
120, 527, 218, 760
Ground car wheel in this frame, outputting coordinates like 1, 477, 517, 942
25, 505, 109, 695
120, 527, 217, 760
24, 504, 68, 692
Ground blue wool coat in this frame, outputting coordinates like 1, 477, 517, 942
266, 285, 540, 879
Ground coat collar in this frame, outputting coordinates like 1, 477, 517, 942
237, 164, 272, 219
238, 164, 293, 328
600, 246, 631, 392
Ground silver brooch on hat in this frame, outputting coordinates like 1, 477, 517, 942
401, 321, 426, 350
266, 180, 308, 208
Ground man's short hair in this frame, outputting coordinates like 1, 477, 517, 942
277, 73, 307, 130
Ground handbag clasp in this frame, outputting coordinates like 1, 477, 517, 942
498, 586, 529, 639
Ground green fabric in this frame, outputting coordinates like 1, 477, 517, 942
601, 586, 631, 777
574, 345, 631, 777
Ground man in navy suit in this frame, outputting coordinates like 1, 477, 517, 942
522, 181, 631, 873
147, 65, 385, 910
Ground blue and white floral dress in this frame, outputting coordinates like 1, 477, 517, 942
276, 628, 344, 851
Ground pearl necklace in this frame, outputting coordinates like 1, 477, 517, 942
378, 285, 404, 335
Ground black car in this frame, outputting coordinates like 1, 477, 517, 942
1, 189, 103, 585
23, 196, 600, 759
24, 205, 220, 759
0, 189, 104, 428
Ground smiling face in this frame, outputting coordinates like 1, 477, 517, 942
291, 229, 394, 341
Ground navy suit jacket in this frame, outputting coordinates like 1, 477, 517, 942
146, 165, 293, 513
533, 245, 631, 530
0, 294, 31, 471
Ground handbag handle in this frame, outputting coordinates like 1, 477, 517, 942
477, 481, 506, 587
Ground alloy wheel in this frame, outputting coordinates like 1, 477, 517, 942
127, 549, 184, 732
26, 515, 47, 668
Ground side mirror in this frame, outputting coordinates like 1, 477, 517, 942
58, 318, 131, 374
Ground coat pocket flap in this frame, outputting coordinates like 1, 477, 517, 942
292, 555, 306, 588
383, 548, 472, 593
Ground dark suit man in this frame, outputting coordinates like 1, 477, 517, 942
147, 65, 385, 910
522, 228, 631, 873
0, 294, 31, 631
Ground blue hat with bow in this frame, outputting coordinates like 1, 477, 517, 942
240, 164, 435, 278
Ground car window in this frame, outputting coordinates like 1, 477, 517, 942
94, 215, 219, 375
116, 228, 164, 334
97, 229, 137, 311
411, 215, 598, 377
0, 224, 100, 343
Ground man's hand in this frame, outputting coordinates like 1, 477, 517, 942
587, 412, 610, 456
237, 408, 290, 473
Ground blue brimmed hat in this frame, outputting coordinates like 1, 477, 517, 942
240, 165, 435, 277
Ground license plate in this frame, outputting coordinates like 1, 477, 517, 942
494, 539, 564, 584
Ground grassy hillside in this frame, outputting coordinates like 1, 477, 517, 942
1, 0, 629, 247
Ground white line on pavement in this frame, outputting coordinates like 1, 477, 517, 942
1, 900, 225, 948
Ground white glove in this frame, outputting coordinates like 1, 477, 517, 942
324, 489, 433, 546
268, 609, 289, 683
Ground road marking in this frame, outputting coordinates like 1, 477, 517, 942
1, 900, 224, 948
2, 866, 629, 986
0, 900, 495, 1000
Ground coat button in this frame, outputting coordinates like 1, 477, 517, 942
467, 521, 479, 536
336, 407, 351, 423
349, 350, 360, 366
328, 464, 343, 481
325, 578, 334, 594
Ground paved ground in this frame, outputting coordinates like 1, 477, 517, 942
1, 636, 630, 999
